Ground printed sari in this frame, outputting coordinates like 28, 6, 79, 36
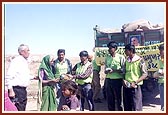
37, 55, 57, 111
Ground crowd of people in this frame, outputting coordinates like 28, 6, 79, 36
4, 41, 164, 111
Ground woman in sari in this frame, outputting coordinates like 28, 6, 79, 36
37, 55, 60, 111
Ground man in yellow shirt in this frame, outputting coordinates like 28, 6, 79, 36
53, 49, 72, 110
72, 51, 94, 111
123, 44, 147, 111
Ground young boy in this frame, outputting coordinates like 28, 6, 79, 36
61, 80, 80, 111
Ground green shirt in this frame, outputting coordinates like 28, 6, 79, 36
125, 59, 143, 85
125, 54, 147, 85
54, 60, 68, 78
75, 61, 93, 85
105, 53, 125, 79
92, 59, 101, 72
158, 60, 164, 84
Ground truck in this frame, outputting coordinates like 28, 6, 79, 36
93, 23, 164, 93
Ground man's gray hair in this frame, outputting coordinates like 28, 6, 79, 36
18, 44, 28, 54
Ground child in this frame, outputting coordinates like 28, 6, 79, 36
61, 80, 80, 111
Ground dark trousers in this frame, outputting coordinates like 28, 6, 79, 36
159, 83, 164, 110
123, 85, 142, 111
92, 70, 101, 100
12, 86, 27, 111
78, 83, 94, 111
105, 78, 123, 111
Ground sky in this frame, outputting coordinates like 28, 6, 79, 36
3, 2, 165, 57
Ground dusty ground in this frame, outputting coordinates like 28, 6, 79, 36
26, 79, 162, 112
5, 55, 164, 112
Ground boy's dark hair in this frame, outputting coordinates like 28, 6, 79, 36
159, 44, 164, 51
125, 44, 136, 54
79, 50, 88, 57
107, 41, 118, 50
62, 80, 78, 95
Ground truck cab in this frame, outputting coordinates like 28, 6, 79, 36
94, 26, 164, 47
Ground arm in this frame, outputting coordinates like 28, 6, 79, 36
159, 69, 164, 76
73, 64, 93, 79
107, 55, 126, 74
130, 58, 148, 88
134, 58, 148, 84
39, 69, 59, 84
153, 69, 164, 79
